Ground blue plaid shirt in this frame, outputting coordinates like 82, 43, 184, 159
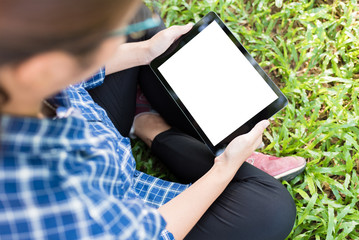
0, 69, 189, 240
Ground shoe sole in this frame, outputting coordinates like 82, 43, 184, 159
274, 162, 306, 182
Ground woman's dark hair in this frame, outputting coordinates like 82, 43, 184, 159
0, 0, 138, 65
0, 0, 139, 108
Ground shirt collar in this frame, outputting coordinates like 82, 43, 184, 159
46, 90, 72, 109
0, 90, 90, 154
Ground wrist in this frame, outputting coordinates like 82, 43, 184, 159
141, 40, 153, 65
214, 151, 246, 174
211, 158, 238, 182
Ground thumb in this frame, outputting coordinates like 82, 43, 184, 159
176, 23, 193, 33
169, 23, 193, 41
247, 120, 270, 138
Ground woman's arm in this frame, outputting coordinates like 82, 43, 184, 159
105, 24, 193, 75
158, 120, 270, 240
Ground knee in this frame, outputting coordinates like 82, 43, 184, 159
185, 179, 296, 240
248, 178, 296, 239
268, 188, 296, 239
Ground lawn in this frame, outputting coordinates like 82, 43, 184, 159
133, 0, 359, 239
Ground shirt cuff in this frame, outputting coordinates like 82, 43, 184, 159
160, 229, 175, 240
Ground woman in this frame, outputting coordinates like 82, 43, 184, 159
0, 0, 299, 239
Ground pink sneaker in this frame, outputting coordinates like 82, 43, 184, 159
135, 85, 152, 116
129, 85, 158, 139
246, 152, 306, 181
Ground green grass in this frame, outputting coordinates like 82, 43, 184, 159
134, 0, 359, 239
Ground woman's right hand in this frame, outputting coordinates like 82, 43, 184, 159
159, 120, 270, 239
215, 120, 270, 172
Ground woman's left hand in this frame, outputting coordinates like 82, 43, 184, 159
105, 23, 193, 75
144, 23, 193, 64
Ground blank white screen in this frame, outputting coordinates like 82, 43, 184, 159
158, 21, 278, 145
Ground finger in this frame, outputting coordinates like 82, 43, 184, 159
167, 23, 193, 41
171, 23, 193, 33
247, 120, 270, 139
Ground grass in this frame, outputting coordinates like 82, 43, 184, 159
133, 0, 359, 239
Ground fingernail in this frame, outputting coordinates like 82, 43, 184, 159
264, 120, 270, 127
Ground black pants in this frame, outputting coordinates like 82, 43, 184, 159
88, 6, 296, 240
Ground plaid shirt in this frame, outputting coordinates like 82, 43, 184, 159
0, 69, 189, 240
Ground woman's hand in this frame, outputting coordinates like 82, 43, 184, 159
159, 120, 270, 239
143, 23, 193, 64
215, 120, 270, 172
105, 24, 192, 75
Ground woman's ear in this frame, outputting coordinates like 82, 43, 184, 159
0, 51, 84, 107
14, 51, 78, 89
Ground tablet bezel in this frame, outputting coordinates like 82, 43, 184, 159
150, 11, 288, 154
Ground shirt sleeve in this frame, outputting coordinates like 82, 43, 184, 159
160, 229, 175, 240
0, 176, 169, 240
67, 182, 169, 239
81, 68, 106, 90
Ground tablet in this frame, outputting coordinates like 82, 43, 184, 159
150, 12, 288, 154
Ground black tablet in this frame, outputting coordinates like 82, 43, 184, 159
150, 12, 288, 154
